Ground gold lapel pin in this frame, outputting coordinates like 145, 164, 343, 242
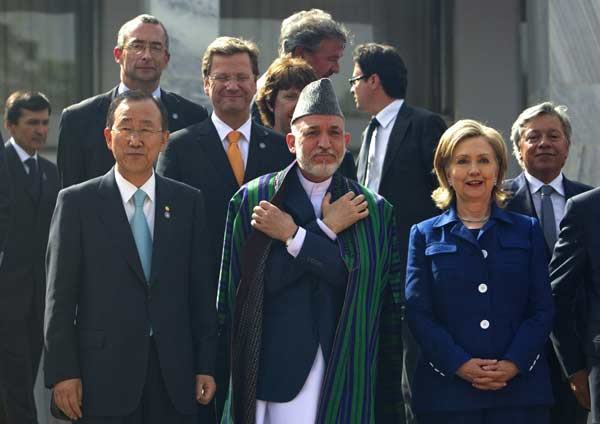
164, 205, 171, 219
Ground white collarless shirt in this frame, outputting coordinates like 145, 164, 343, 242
114, 169, 156, 239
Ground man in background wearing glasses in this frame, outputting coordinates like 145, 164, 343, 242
350, 42, 447, 424
56, 14, 208, 188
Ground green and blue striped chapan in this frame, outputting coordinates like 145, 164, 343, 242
217, 161, 404, 423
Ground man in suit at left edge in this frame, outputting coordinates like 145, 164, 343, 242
57, 14, 208, 188
0, 91, 59, 423
44, 90, 217, 423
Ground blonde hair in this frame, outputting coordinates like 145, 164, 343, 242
432, 119, 510, 209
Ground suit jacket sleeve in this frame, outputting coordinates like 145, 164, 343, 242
419, 113, 447, 194
503, 218, 555, 373
189, 188, 217, 375
44, 188, 83, 387
57, 107, 85, 188
156, 135, 182, 181
405, 224, 471, 375
550, 197, 588, 376
0, 142, 11, 255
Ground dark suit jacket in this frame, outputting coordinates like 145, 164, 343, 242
0, 142, 58, 320
258, 170, 347, 402
504, 172, 592, 256
57, 86, 208, 188
44, 170, 217, 416
0, 139, 11, 264
357, 102, 447, 273
156, 118, 294, 285
551, 187, 600, 378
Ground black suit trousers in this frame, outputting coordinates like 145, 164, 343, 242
79, 339, 196, 424
0, 285, 43, 424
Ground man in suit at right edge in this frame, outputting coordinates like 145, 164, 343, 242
57, 14, 208, 188
504, 101, 592, 423
350, 42, 447, 424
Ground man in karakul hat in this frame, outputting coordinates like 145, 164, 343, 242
217, 78, 404, 423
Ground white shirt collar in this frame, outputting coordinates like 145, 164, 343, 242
211, 112, 252, 143
117, 82, 161, 99
9, 137, 37, 162
296, 167, 332, 197
375, 99, 404, 129
524, 171, 565, 196
114, 168, 156, 204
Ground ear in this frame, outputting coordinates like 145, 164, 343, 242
159, 131, 170, 153
104, 127, 114, 152
344, 132, 351, 147
370, 73, 381, 90
114, 46, 122, 64
292, 46, 306, 58
286, 132, 296, 154
203, 77, 210, 96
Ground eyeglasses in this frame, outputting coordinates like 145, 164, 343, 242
348, 74, 368, 87
124, 41, 166, 56
208, 74, 255, 84
111, 128, 164, 138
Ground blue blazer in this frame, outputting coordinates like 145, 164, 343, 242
405, 204, 554, 412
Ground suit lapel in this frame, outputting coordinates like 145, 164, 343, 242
562, 176, 579, 200
149, 175, 173, 285
245, 123, 268, 182
161, 90, 182, 130
97, 169, 147, 285
512, 173, 538, 218
195, 120, 240, 190
381, 104, 411, 180
4, 144, 37, 203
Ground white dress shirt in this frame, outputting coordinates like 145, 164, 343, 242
524, 171, 566, 234
114, 168, 156, 239
117, 82, 161, 99
9, 137, 37, 173
212, 113, 252, 166
365, 99, 404, 192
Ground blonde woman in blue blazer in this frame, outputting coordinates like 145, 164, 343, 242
406, 119, 554, 424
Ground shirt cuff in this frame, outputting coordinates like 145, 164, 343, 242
317, 219, 337, 241
286, 226, 306, 258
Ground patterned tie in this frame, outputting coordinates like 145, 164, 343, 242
227, 130, 245, 186
540, 185, 557, 249
357, 117, 380, 185
25, 157, 40, 198
130, 189, 152, 282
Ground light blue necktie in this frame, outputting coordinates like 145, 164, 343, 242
130, 189, 152, 282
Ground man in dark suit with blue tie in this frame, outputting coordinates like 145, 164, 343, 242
0, 91, 59, 423
350, 43, 447, 424
504, 101, 592, 424
57, 14, 208, 188
44, 91, 217, 423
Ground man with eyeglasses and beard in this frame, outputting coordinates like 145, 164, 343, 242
57, 14, 208, 188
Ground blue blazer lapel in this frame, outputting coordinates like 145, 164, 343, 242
97, 169, 147, 285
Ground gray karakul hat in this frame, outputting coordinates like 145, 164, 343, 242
291, 78, 344, 123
